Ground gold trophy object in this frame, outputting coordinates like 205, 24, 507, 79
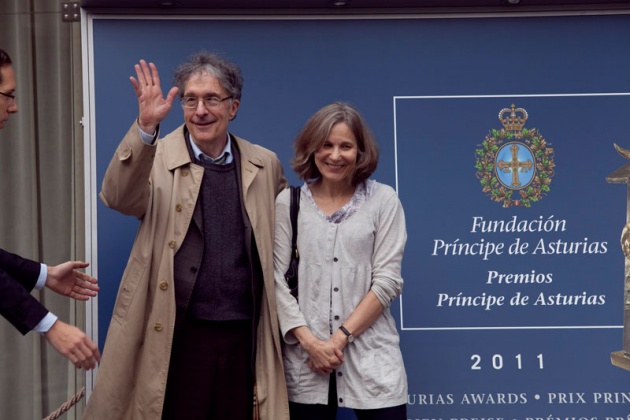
609, 143, 630, 370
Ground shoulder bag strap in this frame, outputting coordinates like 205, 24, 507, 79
290, 186, 300, 256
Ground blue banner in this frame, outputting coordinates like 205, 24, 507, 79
87, 12, 630, 418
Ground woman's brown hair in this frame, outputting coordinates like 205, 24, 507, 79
291, 102, 379, 186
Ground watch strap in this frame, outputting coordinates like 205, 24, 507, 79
339, 325, 354, 342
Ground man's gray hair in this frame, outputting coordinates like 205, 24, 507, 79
173, 51, 243, 100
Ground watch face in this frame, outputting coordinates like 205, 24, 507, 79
347, 335, 355, 343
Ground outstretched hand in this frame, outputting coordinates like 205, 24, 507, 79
130, 59, 179, 134
44, 320, 101, 370
46, 261, 99, 301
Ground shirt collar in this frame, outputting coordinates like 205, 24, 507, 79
188, 133, 233, 164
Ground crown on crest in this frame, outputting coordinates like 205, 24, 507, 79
498, 104, 528, 131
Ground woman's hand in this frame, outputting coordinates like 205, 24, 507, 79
292, 326, 344, 375
304, 338, 344, 376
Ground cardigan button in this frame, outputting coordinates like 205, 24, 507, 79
333, 257, 338, 262
159, 281, 168, 291
154, 322, 163, 331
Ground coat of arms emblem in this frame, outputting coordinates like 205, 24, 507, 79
475, 104, 555, 207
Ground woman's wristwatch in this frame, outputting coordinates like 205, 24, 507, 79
339, 325, 355, 343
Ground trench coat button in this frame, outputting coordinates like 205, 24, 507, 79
168, 240, 176, 249
159, 281, 168, 291
175, 204, 182, 212
337, 371, 343, 377
333, 287, 339, 292
334, 315, 340, 320
154, 322, 163, 331
333, 257, 338, 262
181, 169, 189, 177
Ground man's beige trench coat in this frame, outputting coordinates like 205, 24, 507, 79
83, 121, 289, 419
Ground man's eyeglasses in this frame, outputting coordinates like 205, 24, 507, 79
0, 91, 15, 102
180, 96, 232, 109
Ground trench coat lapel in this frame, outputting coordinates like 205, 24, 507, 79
163, 125, 193, 171
234, 135, 263, 206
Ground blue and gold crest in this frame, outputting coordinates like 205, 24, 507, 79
475, 104, 555, 207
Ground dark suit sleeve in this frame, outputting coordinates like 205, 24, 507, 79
0, 248, 48, 335
0, 248, 41, 290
